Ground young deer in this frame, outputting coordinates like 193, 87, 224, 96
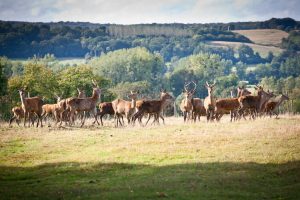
9, 106, 35, 127
18, 89, 44, 127
112, 91, 139, 127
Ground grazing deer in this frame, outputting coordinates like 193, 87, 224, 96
112, 91, 139, 127
264, 94, 289, 118
238, 85, 274, 120
98, 102, 123, 126
18, 89, 44, 127
132, 90, 174, 126
66, 81, 101, 127
9, 106, 35, 127
204, 81, 216, 121
180, 81, 197, 122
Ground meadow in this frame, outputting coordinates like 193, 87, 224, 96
0, 115, 299, 199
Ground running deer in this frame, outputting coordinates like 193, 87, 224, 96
204, 81, 216, 121
18, 89, 44, 127
180, 81, 197, 122
66, 80, 101, 127
112, 91, 139, 127
264, 94, 289, 118
132, 90, 174, 126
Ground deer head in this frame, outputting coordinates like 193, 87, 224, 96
205, 81, 216, 96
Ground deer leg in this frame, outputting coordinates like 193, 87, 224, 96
80, 112, 86, 128
9, 116, 17, 127
145, 114, 152, 125
160, 114, 165, 125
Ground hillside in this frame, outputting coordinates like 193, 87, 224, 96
209, 41, 284, 57
233, 29, 288, 47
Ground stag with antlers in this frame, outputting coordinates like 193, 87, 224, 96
180, 81, 197, 122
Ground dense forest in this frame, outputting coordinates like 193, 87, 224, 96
1, 18, 300, 120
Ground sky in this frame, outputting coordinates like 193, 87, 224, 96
0, 0, 299, 24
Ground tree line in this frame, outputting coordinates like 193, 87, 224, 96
1, 46, 300, 120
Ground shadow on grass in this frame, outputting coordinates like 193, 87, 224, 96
0, 161, 299, 200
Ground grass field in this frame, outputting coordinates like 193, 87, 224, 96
209, 41, 284, 57
233, 29, 289, 47
0, 116, 300, 199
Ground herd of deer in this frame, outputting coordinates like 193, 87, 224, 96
8, 80, 289, 128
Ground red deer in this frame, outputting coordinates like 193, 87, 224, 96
264, 94, 289, 118
132, 90, 174, 126
192, 98, 206, 122
18, 89, 44, 127
204, 81, 216, 121
41, 95, 62, 124
180, 81, 196, 122
238, 85, 274, 120
112, 91, 139, 127
66, 81, 101, 127
9, 106, 35, 127
97, 102, 123, 126
215, 97, 240, 122
237, 86, 251, 97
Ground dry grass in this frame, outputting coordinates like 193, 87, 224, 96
233, 29, 288, 47
209, 41, 284, 57
0, 115, 299, 199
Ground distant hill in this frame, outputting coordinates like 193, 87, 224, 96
0, 18, 299, 60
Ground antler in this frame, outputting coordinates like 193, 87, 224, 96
205, 81, 209, 87
184, 82, 191, 92
92, 79, 98, 87
191, 81, 197, 94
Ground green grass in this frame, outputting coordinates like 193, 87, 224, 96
0, 116, 299, 199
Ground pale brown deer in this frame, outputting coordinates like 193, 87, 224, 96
204, 81, 216, 121
41, 95, 62, 124
132, 90, 174, 126
180, 81, 196, 122
112, 91, 139, 127
66, 81, 101, 127
18, 89, 44, 127
264, 94, 289, 118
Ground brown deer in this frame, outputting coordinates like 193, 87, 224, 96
18, 89, 44, 127
132, 90, 174, 126
215, 97, 240, 122
238, 85, 274, 120
204, 81, 216, 121
9, 106, 35, 127
97, 102, 123, 126
180, 81, 196, 122
66, 81, 101, 127
264, 94, 289, 118
191, 98, 206, 122
112, 91, 139, 127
